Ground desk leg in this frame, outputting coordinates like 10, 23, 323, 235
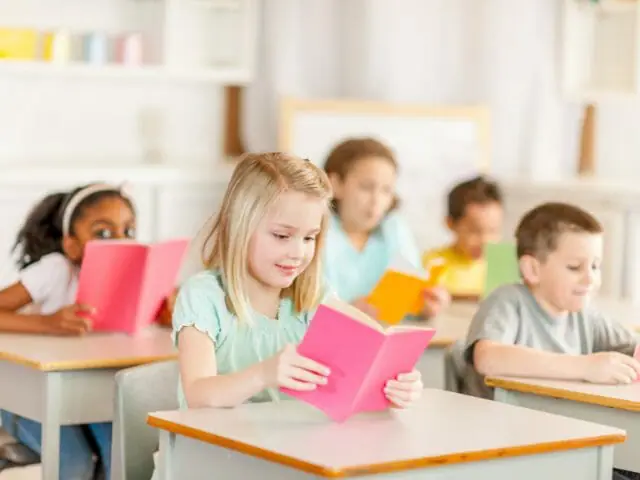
157, 430, 175, 480
41, 372, 62, 480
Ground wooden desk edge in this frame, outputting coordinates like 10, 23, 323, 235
147, 414, 625, 478
0, 352, 177, 372
487, 376, 640, 412
429, 338, 455, 348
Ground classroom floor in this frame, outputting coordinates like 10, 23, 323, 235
0, 429, 40, 480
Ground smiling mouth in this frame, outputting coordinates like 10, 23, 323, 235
276, 265, 298, 274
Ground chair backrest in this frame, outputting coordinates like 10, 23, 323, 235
111, 360, 179, 480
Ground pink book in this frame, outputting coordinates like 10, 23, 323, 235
281, 298, 436, 422
76, 238, 189, 334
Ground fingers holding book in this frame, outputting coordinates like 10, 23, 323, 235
384, 369, 423, 408
266, 344, 331, 392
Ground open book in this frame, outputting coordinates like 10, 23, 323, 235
281, 297, 435, 422
368, 256, 448, 324
483, 242, 519, 298
76, 238, 189, 334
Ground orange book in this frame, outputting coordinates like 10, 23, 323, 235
367, 257, 447, 324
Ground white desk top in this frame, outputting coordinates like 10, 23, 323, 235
0, 326, 176, 371
148, 389, 624, 477
487, 376, 640, 412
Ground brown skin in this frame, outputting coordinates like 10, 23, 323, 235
0, 197, 176, 335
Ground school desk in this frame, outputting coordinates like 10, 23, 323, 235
0, 327, 176, 480
488, 376, 640, 473
148, 389, 623, 480
412, 301, 475, 389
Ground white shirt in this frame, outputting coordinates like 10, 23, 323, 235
20, 253, 79, 315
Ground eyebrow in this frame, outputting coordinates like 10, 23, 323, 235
91, 218, 135, 227
273, 224, 321, 234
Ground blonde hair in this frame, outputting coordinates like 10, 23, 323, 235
202, 152, 332, 324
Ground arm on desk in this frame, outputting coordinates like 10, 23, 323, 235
474, 340, 640, 384
178, 326, 267, 408
0, 282, 91, 335
178, 326, 330, 408
473, 340, 586, 379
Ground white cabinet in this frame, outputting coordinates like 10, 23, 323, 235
563, 0, 640, 100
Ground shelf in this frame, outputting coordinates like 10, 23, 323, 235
0, 163, 235, 185
0, 60, 252, 84
594, 0, 637, 14
562, 0, 640, 102
564, 87, 640, 103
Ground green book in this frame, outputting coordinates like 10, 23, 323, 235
483, 242, 520, 298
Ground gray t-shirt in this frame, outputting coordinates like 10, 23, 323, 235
459, 283, 639, 399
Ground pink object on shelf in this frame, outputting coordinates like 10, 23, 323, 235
116, 33, 144, 66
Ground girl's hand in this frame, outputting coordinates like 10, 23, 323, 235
262, 344, 330, 391
385, 369, 423, 408
352, 298, 378, 319
44, 304, 95, 336
422, 287, 451, 318
156, 288, 178, 328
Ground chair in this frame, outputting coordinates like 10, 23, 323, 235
111, 360, 179, 480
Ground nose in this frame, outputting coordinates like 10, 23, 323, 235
583, 268, 596, 287
288, 237, 305, 260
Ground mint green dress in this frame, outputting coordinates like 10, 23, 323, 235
172, 269, 324, 407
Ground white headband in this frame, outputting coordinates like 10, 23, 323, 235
61, 183, 131, 236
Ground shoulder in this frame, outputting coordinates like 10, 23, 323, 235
179, 269, 226, 298
173, 270, 230, 334
23, 253, 72, 274
20, 253, 75, 285
380, 212, 410, 233
478, 283, 529, 313
422, 245, 453, 264
487, 283, 529, 301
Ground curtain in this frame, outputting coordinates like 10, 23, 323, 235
242, 0, 581, 180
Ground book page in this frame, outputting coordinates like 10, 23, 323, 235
385, 325, 436, 335
323, 296, 383, 332
386, 254, 428, 280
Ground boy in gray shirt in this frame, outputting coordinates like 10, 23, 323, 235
462, 202, 640, 400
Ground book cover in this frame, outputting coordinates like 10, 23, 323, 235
368, 256, 447, 323
76, 238, 189, 334
483, 242, 519, 298
281, 298, 435, 422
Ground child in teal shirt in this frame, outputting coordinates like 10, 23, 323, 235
172, 152, 424, 409
322, 137, 450, 318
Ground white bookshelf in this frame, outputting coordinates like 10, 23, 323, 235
0, 0, 258, 84
563, 0, 640, 101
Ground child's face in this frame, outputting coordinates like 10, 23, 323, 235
249, 190, 325, 290
64, 196, 136, 262
525, 231, 603, 315
331, 156, 396, 233
448, 201, 503, 259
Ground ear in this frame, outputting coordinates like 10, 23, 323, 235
446, 216, 456, 232
62, 235, 82, 263
328, 172, 343, 199
519, 254, 541, 286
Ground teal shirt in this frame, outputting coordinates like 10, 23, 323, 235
172, 270, 323, 407
323, 213, 422, 303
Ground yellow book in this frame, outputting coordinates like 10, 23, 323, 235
367, 257, 448, 325
0, 28, 39, 60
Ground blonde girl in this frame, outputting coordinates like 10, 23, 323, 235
174, 153, 423, 408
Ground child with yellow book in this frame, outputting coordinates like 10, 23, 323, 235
422, 175, 504, 301
322, 137, 450, 321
